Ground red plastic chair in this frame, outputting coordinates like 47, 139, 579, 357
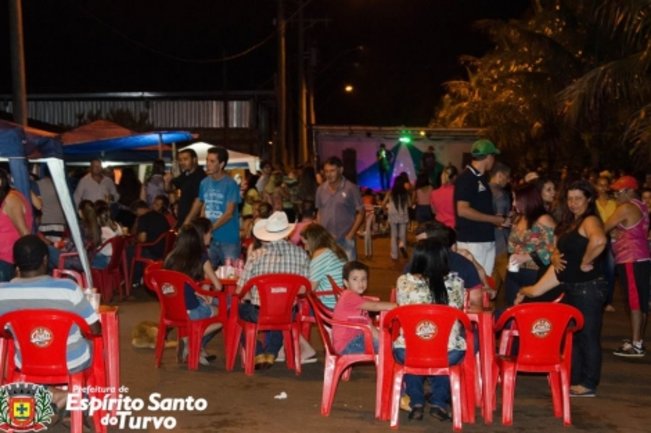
378, 304, 476, 431
226, 273, 309, 376
145, 266, 228, 370
58, 236, 128, 302
52, 268, 88, 288
307, 291, 378, 415
0, 309, 106, 433
299, 274, 343, 340
494, 302, 584, 426
130, 229, 177, 289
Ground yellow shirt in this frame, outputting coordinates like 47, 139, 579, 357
596, 198, 617, 222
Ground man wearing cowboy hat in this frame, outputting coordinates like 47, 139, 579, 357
236, 211, 310, 368
605, 176, 651, 358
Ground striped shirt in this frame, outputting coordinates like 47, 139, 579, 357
310, 249, 345, 309
0, 276, 99, 372
237, 240, 310, 305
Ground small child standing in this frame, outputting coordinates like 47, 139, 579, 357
333, 261, 396, 354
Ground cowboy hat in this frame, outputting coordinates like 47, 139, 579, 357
253, 211, 295, 242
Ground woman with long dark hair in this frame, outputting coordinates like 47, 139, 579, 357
164, 224, 222, 365
393, 238, 467, 421
382, 176, 411, 260
505, 182, 556, 305
517, 180, 607, 397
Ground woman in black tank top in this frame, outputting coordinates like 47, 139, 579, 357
515, 180, 607, 397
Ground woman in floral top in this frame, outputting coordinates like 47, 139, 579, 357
505, 182, 557, 305
393, 238, 466, 422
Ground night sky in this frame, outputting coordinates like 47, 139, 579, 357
1, 0, 529, 126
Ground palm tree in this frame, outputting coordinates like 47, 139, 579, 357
434, 0, 651, 170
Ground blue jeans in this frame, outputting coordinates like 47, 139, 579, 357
564, 278, 606, 390
505, 269, 539, 306
238, 303, 283, 356
0, 260, 15, 282
208, 241, 241, 268
393, 348, 466, 409
337, 237, 357, 261
341, 333, 379, 354
187, 302, 218, 348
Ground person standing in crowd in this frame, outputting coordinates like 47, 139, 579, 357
412, 173, 433, 225
115, 167, 142, 230
144, 159, 167, 207
377, 143, 393, 191
421, 145, 444, 188
605, 176, 651, 357
505, 182, 556, 305
382, 176, 411, 260
0, 169, 33, 282
595, 175, 618, 312
255, 160, 273, 194
37, 167, 67, 244
430, 164, 458, 229
73, 158, 119, 207
535, 176, 560, 221
236, 211, 311, 369
296, 165, 319, 215
517, 180, 607, 397
454, 139, 509, 275
315, 156, 364, 260
166, 148, 206, 229
489, 162, 512, 294
186, 146, 240, 267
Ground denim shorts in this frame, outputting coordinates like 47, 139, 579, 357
187, 303, 214, 321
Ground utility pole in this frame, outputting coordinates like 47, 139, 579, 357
9, 0, 28, 125
276, 0, 287, 166
297, 0, 308, 165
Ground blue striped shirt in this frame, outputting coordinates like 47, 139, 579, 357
309, 249, 345, 309
0, 276, 99, 372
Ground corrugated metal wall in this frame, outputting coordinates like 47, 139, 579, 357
2, 98, 253, 129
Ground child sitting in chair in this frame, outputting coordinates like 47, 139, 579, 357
332, 261, 396, 354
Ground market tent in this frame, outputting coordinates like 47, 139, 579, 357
0, 119, 92, 284
180, 142, 260, 172
62, 120, 195, 161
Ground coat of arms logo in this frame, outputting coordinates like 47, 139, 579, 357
0, 383, 54, 432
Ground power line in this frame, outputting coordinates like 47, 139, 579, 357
69, 0, 315, 64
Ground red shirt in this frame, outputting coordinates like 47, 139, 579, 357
430, 184, 456, 229
332, 289, 371, 353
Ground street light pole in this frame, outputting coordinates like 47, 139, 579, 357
276, 0, 288, 166
8, 0, 28, 126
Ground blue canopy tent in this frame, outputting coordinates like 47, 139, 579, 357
61, 119, 194, 161
0, 120, 93, 285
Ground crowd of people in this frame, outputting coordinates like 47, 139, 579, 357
1, 138, 650, 424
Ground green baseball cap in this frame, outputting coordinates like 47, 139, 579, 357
471, 139, 500, 156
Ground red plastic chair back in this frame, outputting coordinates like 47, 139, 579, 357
239, 274, 310, 327
53, 268, 88, 288
143, 261, 164, 293
326, 274, 344, 298
307, 292, 337, 355
0, 309, 93, 377
98, 236, 126, 272
495, 303, 584, 366
383, 304, 470, 370
147, 268, 193, 323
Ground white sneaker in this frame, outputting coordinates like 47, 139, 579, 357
276, 347, 286, 362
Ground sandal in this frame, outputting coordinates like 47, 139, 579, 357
408, 405, 424, 421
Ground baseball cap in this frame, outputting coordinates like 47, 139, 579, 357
611, 175, 639, 191
471, 139, 500, 157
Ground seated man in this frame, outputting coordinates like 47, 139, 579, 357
0, 235, 101, 407
235, 211, 311, 369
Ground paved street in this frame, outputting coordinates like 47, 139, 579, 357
48, 236, 651, 432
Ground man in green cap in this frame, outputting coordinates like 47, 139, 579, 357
453, 139, 510, 275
